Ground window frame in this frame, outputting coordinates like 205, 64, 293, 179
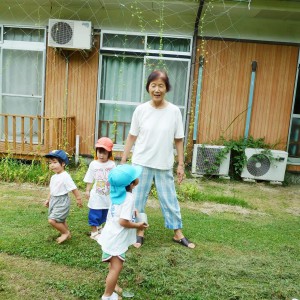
96, 30, 192, 150
0, 25, 47, 143
287, 48, 300, 165
100, 30, 193, 56
0, 25, 3, 43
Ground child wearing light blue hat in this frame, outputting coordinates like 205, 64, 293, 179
97, 164, 148, 300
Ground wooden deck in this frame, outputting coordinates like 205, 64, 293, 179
0, 114, 76, 160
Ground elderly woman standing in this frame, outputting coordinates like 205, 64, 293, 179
121, 70, 195, 249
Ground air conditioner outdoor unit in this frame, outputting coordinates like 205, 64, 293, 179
241, 148, 288, 184
48, 19, 92, 50
192, 144, 231, 178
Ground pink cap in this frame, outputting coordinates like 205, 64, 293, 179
95, 137, 113, 152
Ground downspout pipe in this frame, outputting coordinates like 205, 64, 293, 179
184, 0, 205, 146
244, 61, 257, 139
193, 55, 204, 142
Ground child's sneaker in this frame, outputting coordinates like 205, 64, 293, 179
90, 231, 100, 240
97, 226, 103, 234
101, 292, 118, 300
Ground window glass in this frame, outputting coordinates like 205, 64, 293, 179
147, 36, 191, 53
98, 32, 191, 146
102, 33, 145, 50
288, 118, 300, 158
1, 96, 41, 142
0, 27, 45, 144
293, 75, 300, 114
144, 58, 189, 107
98, 103, 136, 144
100, 55, 143, 102
288, 56, 300, 160
3, 49, 43, 95
4, 27, 45, 42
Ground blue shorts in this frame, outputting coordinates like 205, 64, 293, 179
88, 208, 108, 226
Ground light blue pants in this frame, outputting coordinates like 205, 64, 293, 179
133, 166, 183, 230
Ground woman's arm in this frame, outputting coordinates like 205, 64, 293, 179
121, 133, 137, 164
174, 138, 184, 184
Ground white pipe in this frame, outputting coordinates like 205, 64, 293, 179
75, 135, 80, 165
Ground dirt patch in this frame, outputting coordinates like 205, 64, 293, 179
197, 202, 266, 215
285, 207, 300, 216
147, 198, 265, 215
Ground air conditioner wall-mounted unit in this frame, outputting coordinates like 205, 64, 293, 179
48, 19, 92, 50
192, 144, 231, 178
241, 148, 288, 183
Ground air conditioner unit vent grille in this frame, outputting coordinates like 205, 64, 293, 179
241, 148, 288, 183
51, 21, 73, 45
48, 19, 92, 50
192, 144, 231, 177
246, 154, 271, 177
195, 147, 221, 174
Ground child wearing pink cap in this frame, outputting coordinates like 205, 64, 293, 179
84, 137, 116, 240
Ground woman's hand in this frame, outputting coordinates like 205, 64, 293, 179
177, 164, 185, 184
121, 134, 137, 164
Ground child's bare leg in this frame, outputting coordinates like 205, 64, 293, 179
103, 256, 123, 297
48, 219, 70, 243
91, 225, 97, 233
63, 221, 71, 238
115, 283, 122, 294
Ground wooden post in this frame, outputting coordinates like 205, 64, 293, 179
21, 117, 25, 151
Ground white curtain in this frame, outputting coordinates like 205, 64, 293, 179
144, 58, 189, 108
99, 55, 143, 144
0, 27, 44, 141
147, 36, 191, 53
4, 27, 44, 42
98, 32, 191, 145
3, 49, 43, 96
102, 33, 145, 50
100, 55, 143, 102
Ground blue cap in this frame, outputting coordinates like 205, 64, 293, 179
45, 150, 69, 165
109, 164, 142, 205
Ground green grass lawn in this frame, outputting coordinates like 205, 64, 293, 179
0, 180, 299, 300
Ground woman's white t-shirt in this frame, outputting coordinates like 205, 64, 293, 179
130, 101, 184, 170
97, 192, 136, 255
83, 160, 116, 209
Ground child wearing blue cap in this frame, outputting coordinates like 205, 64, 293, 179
44, 150, 82, 244
97, 164, 148, 300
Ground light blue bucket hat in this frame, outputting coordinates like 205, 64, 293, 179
109, 164, 142, 205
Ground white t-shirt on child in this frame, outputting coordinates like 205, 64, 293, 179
130, 101, 184, 170
83, 160, 116, 209
97, 192, 136, 256
49, 171, 77, 196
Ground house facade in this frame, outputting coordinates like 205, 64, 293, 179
0, 0, 299, 171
